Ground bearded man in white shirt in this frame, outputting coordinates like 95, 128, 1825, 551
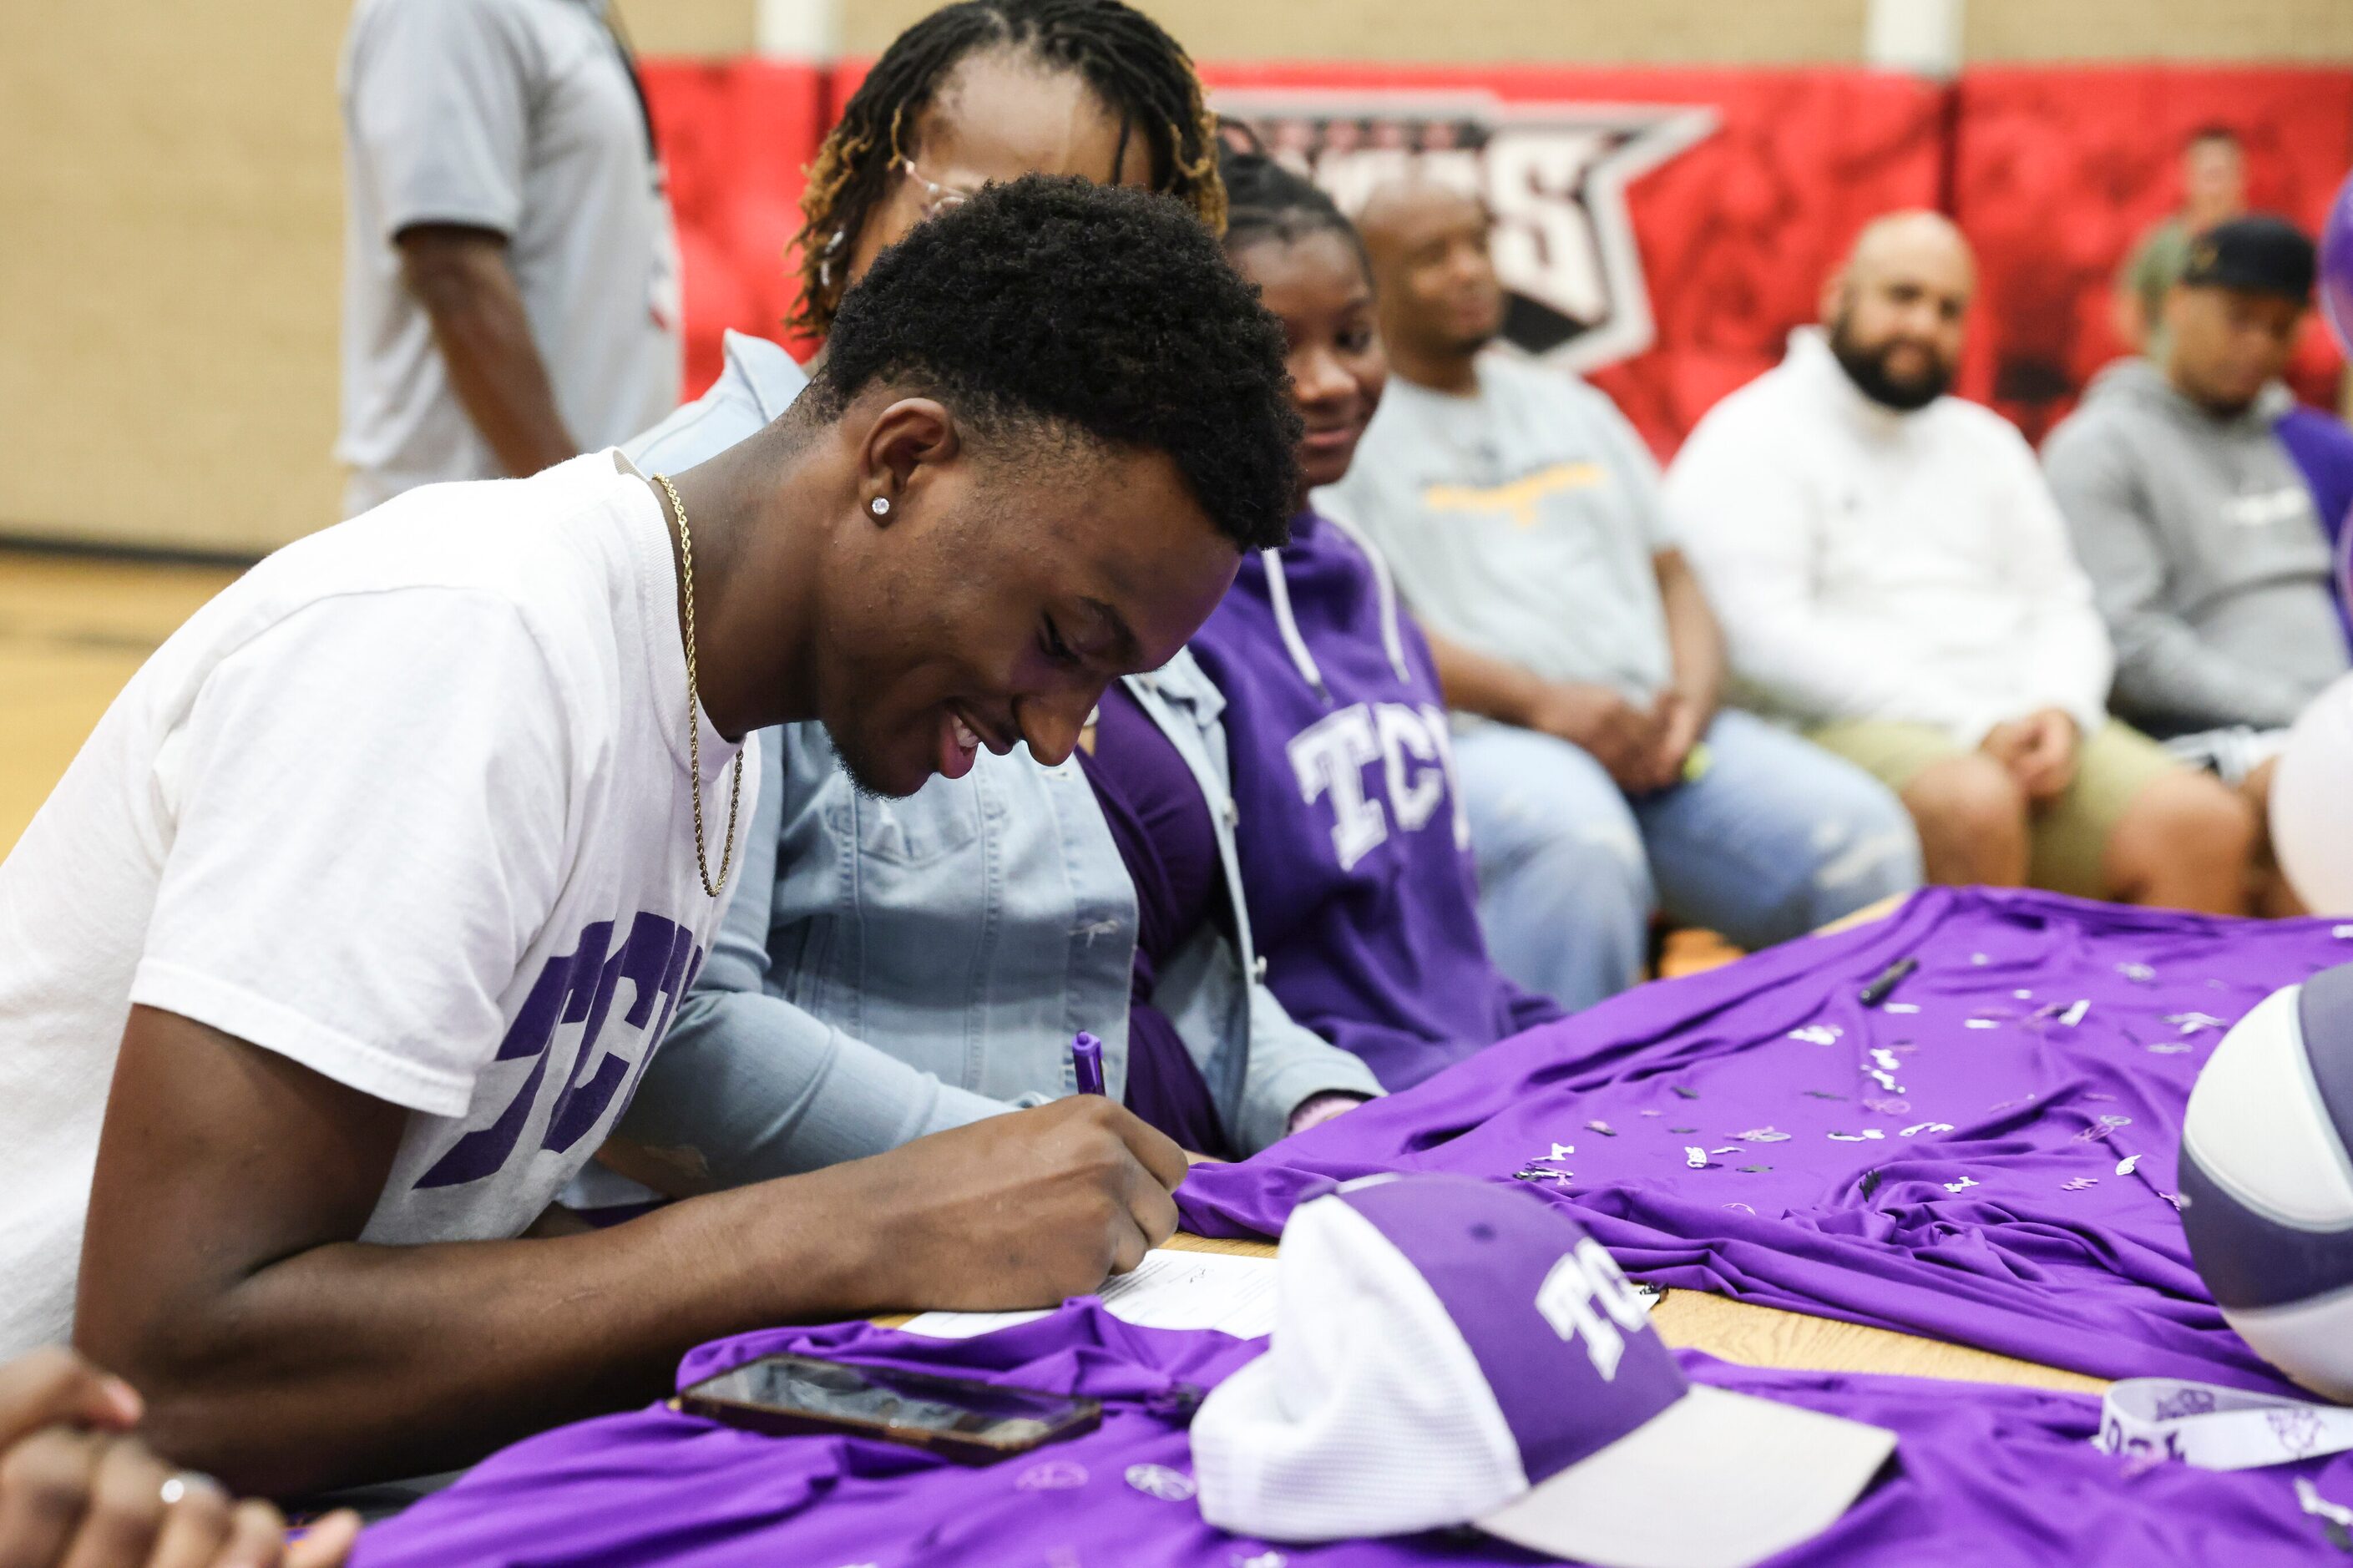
1667, 212, 2254, 912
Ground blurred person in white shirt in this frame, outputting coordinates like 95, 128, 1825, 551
1667, 212, 2254, 913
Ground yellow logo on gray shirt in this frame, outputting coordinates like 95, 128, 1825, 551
1422, 462, 1607, 527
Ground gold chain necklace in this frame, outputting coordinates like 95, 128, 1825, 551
652, 473, 742, 898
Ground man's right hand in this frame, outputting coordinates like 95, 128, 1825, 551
1981, 710, 2079, 803
1525, 681, 1666, 790
833, 1096, 1188, 1313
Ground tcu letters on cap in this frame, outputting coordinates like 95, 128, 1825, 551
1191, 1172, 1894, 1568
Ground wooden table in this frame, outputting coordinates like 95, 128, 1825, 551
1161, 1232, 2102, 1394
1148, 895, 2105, 1399
894, 901, 2098, 1392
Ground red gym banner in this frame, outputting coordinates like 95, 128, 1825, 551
1951, 67, 2353, 444
1202, 63, 1944, 455
643, 59, 2349, 457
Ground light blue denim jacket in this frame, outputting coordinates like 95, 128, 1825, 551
612, 333, 1379, 1173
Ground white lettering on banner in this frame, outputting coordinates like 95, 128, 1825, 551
1289, 702, 1468, 870
1535, 1241, 1652, 1381
1214, 92, 1717, 373
1288, 707, 1387, 870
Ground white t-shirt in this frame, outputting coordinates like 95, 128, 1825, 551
0, 453, 757, 1356
336, 0, 683, 516
1665, 328, 2113, 747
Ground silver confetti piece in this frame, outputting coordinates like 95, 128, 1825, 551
2013, 989, 2034, 1000
1944, 1176, 1979, 1193
1513, 1167, 1572, 1184
1788, 1024, 1842, 1046
1870, 1048, 1902, 1070
1965, 1019, 1999, 1030
2061, 1176, 2099, 1191
1735, 1127, 1792, 1143
1587, 1120, 1617, 1136
2160, 1191, 2187, 1210
1862, 1096, 1911, 1115
1971, 953, 1990, 965
1639, 1109, 1663, 1117
1868, 1069, 1903, 1092
2061, 999, 2090, 1026
2116, 1153, 2143, 1176
1829, 1130, 1886, 1141
1711, 1146, 1742, 1156
2118, 962, 2155, 983
2148, 1042, 2194, 1055
1538, 1142, 1576, 1162
1885, 1002, 1920, 1014
1684, 1146, 1708, 1168
1900, 1121, 1956, 1136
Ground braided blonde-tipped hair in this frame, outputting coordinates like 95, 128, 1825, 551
787, 0, 1226, 336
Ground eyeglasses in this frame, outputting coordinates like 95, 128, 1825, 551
895, 156, 986, 219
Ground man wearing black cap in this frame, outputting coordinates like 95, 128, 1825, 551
2045, 215, 2350, 790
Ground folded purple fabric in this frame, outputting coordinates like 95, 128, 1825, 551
1179, 888, 2353, 1391
353, 1303, 2353, 1566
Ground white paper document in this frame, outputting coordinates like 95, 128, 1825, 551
900, 1248, 1281, 1341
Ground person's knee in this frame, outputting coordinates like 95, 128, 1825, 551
1900, 755, 2028, 870
1802, 791, 1924, 918
2110, 769, 2257, 878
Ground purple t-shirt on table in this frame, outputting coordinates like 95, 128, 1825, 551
1078, 681, 1231, 1156
354, 1303, 2353, 1566
1187, 509, 1561, 1093
1181, 888, 2353, 1391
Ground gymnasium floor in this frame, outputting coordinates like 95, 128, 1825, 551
2, 549, 242, 851
0, 544, 2099, 1397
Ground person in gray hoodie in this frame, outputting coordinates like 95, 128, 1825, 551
2045, 216, 2349, 771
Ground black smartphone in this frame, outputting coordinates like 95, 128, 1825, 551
676, 1353, 1102, 1464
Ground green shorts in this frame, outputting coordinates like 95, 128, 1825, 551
1804, 718, 2179, 898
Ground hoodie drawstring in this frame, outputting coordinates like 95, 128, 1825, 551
1261, 521, 1416, 706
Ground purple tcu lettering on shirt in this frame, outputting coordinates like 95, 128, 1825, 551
415, 912, 701, 1190
1284, 701, 1463, 872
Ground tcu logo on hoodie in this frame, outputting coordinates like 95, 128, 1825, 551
1287, 701, 1470, 872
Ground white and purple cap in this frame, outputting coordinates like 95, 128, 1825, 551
1190, 1174, 1895, 1568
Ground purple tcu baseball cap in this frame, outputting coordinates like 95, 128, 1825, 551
1190, 1173, 1895, 1567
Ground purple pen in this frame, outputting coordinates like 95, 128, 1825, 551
1070, 1031, 1106, 1096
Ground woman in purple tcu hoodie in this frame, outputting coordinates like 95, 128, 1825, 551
1185, 149, 1563, 1092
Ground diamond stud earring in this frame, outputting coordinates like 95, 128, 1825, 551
869, 497, 891, 517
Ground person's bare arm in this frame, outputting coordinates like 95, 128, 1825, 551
75, 1006, 1183, 1499
1424, 629, 1661, 787
397, 224, 579, 478
2111, 282, 2149, 355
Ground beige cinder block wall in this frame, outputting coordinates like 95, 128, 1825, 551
3, 0, 2349, 555
0, 0, 753, 558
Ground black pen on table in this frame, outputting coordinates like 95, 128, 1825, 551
1070, 1030, 1106, 1095
1859, 956, 1918, 1009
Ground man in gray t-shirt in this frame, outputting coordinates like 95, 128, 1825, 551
337, 0, 681, 517
1327, 181, 1920, 1009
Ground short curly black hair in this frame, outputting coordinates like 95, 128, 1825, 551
812, 174, 1300, 554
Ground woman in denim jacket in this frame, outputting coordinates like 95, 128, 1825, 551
600, 4, 1379, 1189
